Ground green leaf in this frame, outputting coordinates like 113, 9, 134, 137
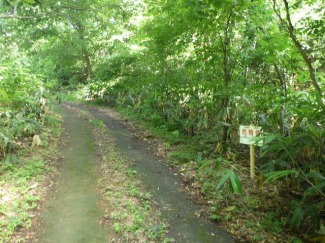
229, 171, 243, 195
315, 91, 325, 111
23, 0, 36, 4
198, 159, 216, 171
264, 134, 279, 144
307, 123, 320, 139
304, 182, 325, 198
305, 172, 325, 180
216, 170, 232, 191
264, 170, 297, 183
0, 89, 9, 102
12, 91, 25, 100
6, 0, 20, 7
290, 205, 304, 228
199, 157, 223, 171
218, 122, 231, 127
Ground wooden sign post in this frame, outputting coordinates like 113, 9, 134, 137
250, 144, 255, 178
239, 125, 263, 178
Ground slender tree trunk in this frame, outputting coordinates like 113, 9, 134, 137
221, 10, 233, 142
275, 64, 286, 135
84, 54, 92, 80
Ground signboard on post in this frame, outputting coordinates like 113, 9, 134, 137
239, 125, 263, 146
239, 125, 263, 179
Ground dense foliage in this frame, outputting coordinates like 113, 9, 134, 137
0, 57, 57, 168
1, 0, 324, 241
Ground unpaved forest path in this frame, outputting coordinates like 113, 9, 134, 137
35, 103, 233, 242
36, 108, 113, 243
66, 102, 234, 243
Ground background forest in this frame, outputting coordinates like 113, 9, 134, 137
0, 0, 324, 242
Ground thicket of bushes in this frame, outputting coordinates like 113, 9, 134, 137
0, 59, 58, 170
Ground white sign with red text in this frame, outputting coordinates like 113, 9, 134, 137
239, 125, 263, 146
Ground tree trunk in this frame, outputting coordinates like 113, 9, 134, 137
275, 64, 286, 135
69, 17, 92, 81
84, 54, 92, 80
221, 10, 233, 142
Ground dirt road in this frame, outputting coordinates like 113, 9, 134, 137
63, 103, 234, 243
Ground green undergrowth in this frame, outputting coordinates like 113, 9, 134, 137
0, 119, 61, 243
57, 85, 90, 103
115, 106, 222, 165
0, 58, 62, 242
67, 104, 172, 243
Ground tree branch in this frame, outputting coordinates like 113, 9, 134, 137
0, 8, 59, 19
0, 4, 120, 19
271, 0, 323, 99
282, 0, 322, 98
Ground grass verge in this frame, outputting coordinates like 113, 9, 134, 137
0, 115, 61, 243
